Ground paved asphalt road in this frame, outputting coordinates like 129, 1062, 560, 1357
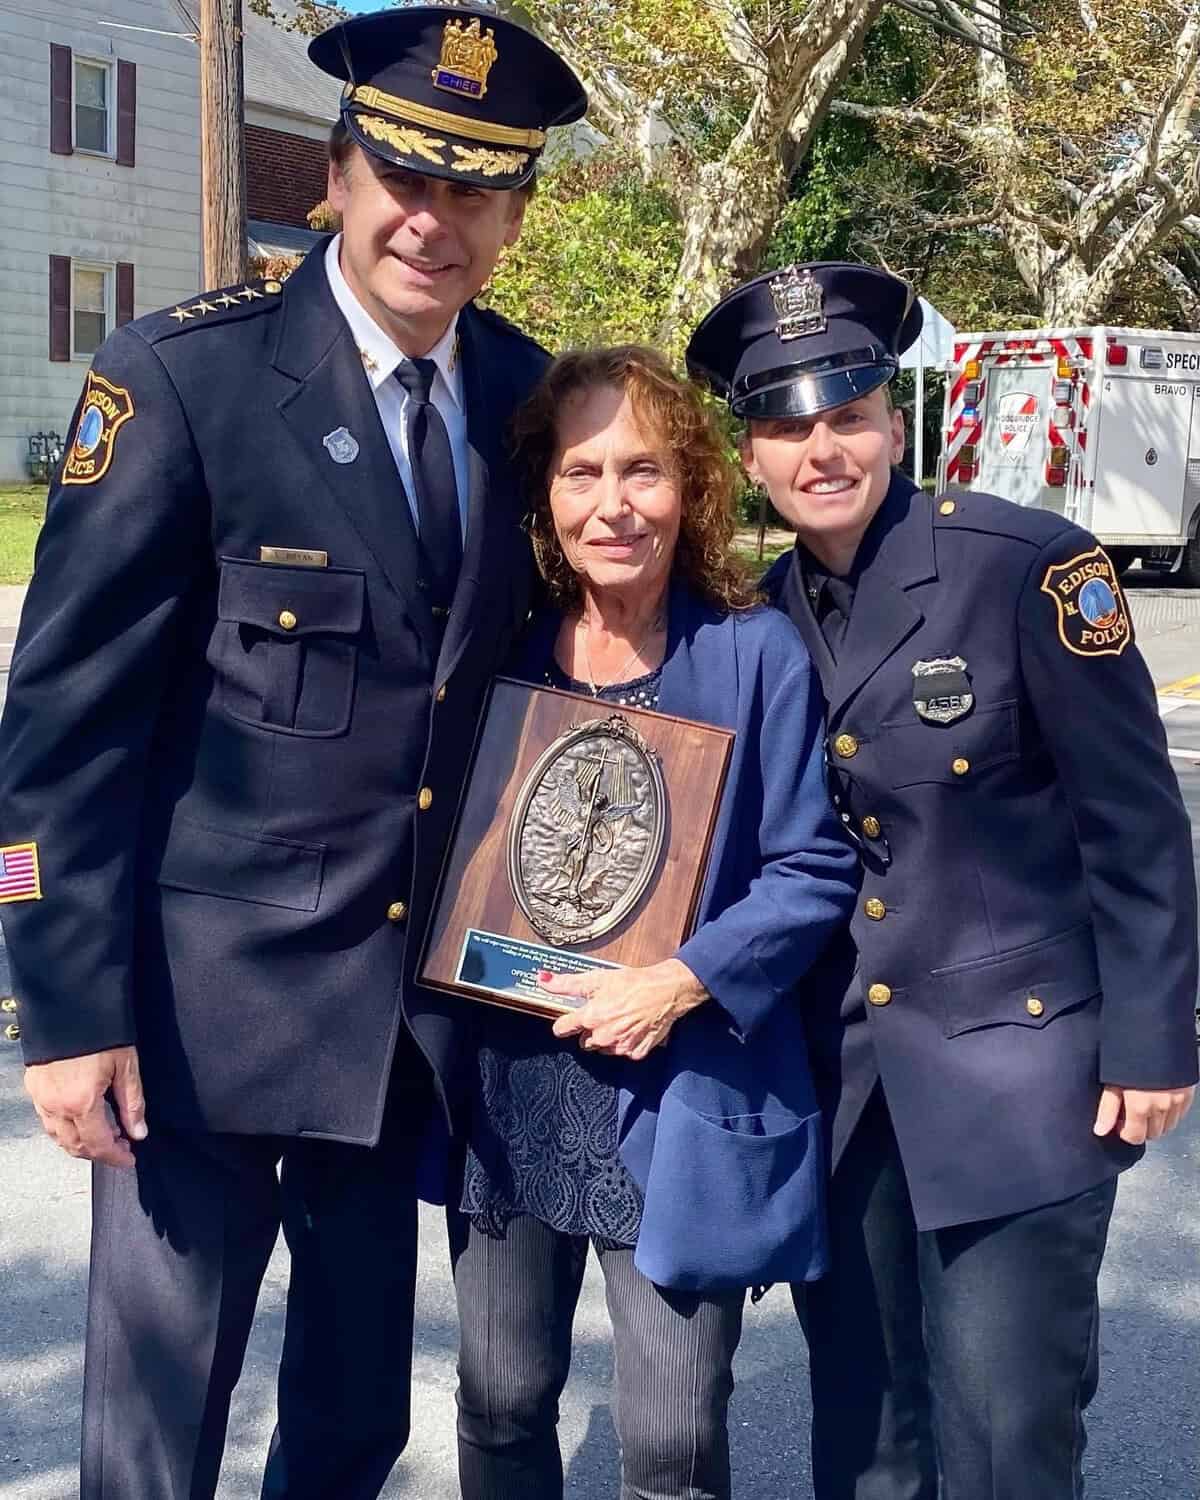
1, 573, 1198, 1499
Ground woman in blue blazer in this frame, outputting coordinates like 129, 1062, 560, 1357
453, 346, 857, 1500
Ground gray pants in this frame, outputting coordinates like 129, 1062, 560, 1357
450, 1212, 746, 1500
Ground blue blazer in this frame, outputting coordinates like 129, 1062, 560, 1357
513, 584, 858, 1290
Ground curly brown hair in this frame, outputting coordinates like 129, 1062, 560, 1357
511, 345, 756, 612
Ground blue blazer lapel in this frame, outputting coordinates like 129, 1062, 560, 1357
272, 245, 440, 661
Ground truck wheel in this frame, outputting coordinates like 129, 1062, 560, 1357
1180, 535, 1200, 587
1106, 547, 1137, 576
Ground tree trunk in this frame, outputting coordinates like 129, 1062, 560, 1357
201, 0, 247, 288
661, 0, 883, 340
664, 148, 790, 342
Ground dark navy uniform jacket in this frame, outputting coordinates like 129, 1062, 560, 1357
0, 242, 544, 1146
765, 476, 1198, 1230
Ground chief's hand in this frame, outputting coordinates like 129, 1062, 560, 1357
1093, 1083, 1195, 1145
543, 959, 709, 1061
25, 1046, 147, 1168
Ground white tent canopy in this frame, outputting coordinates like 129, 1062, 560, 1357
899, 297, 957, 485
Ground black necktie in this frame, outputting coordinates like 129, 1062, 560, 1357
395, 359, 462, 611
816, 574, 855, 659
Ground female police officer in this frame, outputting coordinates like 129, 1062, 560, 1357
687, 264, 1198, 1499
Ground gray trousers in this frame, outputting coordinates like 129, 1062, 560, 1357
450, 1212, 746, 1500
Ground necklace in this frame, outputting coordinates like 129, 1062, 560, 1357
579, 613, 663, 697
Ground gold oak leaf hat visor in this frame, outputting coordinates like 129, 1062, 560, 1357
309, 5, 587, 191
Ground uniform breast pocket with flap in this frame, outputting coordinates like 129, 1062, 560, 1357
213, 559, 365, 737
880, 702, 1019, 789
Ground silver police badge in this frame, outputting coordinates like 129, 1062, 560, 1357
322, 427, 360, 465
769, 265, 826, 341
912, 657, 974, 724
507, 713, 666, 946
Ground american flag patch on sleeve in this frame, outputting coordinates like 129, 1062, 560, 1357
0, 842, 41, 903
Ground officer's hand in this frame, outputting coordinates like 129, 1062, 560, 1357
25, 1046, 147, 1168
1092, 1084, 1195, 1145
543, 958, 708, 1060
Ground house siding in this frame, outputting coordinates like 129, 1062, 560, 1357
0, 0, 201, 481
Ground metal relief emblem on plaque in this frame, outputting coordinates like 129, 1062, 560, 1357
508, 714, 667, 946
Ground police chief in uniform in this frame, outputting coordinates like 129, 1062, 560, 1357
687, 264, 1198, 1499
0, 9, 585, 1498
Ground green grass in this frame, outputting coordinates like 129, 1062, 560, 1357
0, 486, 47, 585
732, 537, 792, 578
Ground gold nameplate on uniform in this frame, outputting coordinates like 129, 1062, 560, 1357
259, 546, 329, 568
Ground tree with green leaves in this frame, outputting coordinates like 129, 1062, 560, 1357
518, 0, 999, 335
834, 0, 1200, 325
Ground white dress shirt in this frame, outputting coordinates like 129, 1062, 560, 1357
324, 234, 469, 541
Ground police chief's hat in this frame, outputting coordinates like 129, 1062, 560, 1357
309, 5, 587, 193
686, 262, 923, 420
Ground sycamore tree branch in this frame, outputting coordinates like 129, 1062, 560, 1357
784, 0, 888, 160
1084, 167, 1196, 316
1154, 254, 1200, 329
828, 98, 981, 149
1077, 5, 1200, 247
707, 0, 763, 76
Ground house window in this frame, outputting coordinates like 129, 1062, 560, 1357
72, 264, 111, 358
74, 59, 112, 155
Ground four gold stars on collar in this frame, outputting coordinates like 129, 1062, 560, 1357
360, 348, 380, 374
166, 280, 283, 325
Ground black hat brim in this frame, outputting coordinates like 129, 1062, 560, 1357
734, 361, 898, 420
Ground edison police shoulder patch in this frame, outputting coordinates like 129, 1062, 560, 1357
1040, 546, 1131, 658
62, 371, 135, 486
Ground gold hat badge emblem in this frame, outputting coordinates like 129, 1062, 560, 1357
769, 266, 827, 341
433, 16, 499, 100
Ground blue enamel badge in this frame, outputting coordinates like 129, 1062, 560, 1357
322, 428, 359, 465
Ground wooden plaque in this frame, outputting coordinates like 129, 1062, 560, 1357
420, 677, 734, 1019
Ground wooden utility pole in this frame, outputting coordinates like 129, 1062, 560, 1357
200, 0, 247, 287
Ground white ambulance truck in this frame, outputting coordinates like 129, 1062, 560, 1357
938, 327, 1200, 579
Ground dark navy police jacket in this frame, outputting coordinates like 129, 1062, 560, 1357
0, 242, 544, 1146
764, 476, 1198, 1230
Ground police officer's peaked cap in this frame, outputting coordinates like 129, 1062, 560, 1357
686, 262, 923, 420
309, 5, 586, 193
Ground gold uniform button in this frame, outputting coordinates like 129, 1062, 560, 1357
418, 787, 433, 811
435, 685, 446, 703
387, 901, 408, 923
952, 757, 970, 776
867, 984, 892, 1007
864, 897, 887, 921
3, 1023, 20, 1042
939, 499, 956, 516
834, 733, 859, 759
1025, 995, 1045, 1018
0, 996, 16, 1013
861, 815, 882, 840
278, 609, 298, 631
263, 279, 283, 294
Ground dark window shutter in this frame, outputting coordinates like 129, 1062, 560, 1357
116, 262, 134, 326
49, 256, 71, 361
116, 60, 135, 167
50, 44, 72, 156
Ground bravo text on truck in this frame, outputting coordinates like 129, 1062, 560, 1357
938, 328, 1200, 580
